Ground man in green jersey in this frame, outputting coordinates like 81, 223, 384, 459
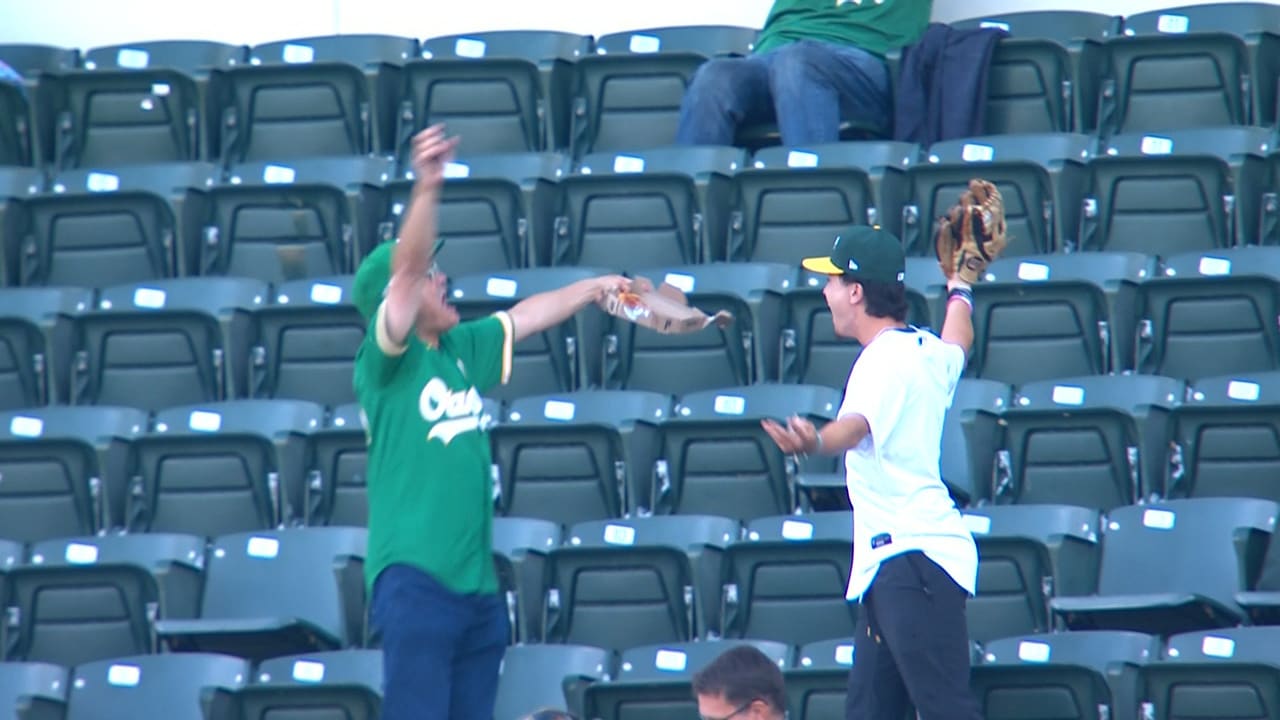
352, 124, 628, 720
675, 0, 932, 147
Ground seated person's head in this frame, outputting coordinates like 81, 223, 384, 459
692, 645, 787, 720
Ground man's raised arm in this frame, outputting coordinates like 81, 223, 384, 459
380, 124, 458, 347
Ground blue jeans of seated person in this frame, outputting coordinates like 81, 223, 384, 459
675, 39, 891, 147
371, 563, 509, 720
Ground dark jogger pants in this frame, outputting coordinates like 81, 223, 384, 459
845, 551, 982, 720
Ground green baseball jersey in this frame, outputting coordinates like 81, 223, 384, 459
755, 0, 932, 57
353, 301, 513, 595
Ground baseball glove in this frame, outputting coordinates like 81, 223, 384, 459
935, 178, 1008, 284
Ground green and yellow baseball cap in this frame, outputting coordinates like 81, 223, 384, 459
352, 237, 445, 322
801, 225, 906, 284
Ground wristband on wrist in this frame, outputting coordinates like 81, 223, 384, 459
812, 431, 824, 454
948, 286, 974, 312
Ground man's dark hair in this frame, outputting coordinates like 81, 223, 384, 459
691, 645, 786, 713
842, 275, 908, 321
520, 711, 576, 720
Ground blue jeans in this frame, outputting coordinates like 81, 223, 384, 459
675, 39, 891, 147
370, 564, 509, 720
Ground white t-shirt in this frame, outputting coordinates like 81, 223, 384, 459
839, 326, 978, 600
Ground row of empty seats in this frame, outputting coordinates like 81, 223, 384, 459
3, 4, 1280, 169
1, 498, 1278, 682
835, 371, 1280, 512
1, 365, 1278, 537
1, 243, 1279, 408
0, 386, 834, 539
7, 626, 1280, 720
4, 127, 1280, 285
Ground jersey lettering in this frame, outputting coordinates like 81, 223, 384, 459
419, 377, 485, 445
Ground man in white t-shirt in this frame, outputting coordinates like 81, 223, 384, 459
762, 225, 981, 720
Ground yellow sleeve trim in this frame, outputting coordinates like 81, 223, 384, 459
374, 301, 408, 357
495, 311, 514, 385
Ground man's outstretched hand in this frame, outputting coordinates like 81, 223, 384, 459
762, 415, 820, 455
411, 124, 461, 190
